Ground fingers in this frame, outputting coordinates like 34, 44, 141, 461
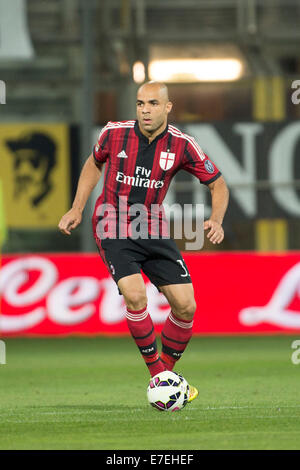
203, 220, 210, 231
204, 220, 224, 245
58, 208, 82, 236
58, 216, 78, 236
209, 230, 224, 244
58, 219, 72, 235
69, 221, 78, 230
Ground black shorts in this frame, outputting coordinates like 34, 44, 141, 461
96, 237, 192, 290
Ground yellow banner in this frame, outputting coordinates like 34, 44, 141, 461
0, 124, 70, 228
0, 179, 7, 245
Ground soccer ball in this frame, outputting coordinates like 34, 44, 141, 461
147, 371, 189, 412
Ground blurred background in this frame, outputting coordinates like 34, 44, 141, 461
0, 0, 300, 255
1, 2, 300, 449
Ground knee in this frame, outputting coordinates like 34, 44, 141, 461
172, 299, 197, 321
123, 289, 148, 311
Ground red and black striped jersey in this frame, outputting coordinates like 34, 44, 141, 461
92, 120, 221, 238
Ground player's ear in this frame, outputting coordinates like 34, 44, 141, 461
166, 101, 173, 114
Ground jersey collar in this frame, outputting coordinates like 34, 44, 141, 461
134, 120, 168, 144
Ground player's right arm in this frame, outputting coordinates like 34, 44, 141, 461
59, 123, 110, 235
58, 154, 103, 235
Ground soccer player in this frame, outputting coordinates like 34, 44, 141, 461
58, 81, 229, 403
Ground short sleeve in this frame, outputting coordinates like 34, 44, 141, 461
93, 123, 111, 163
182, 137, 221, 185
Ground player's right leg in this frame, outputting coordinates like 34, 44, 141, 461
118, 274, 166, 377
93, 236, 165, 377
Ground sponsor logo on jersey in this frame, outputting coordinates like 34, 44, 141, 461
159, 151, 175, 171
204, 159, 215, 174
116, 171, 164, 188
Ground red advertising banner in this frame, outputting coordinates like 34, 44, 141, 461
1, 252, 300, 336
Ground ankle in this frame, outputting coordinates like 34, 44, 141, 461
161, 352, 175, 371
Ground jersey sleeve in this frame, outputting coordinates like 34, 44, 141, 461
93, 123, 111, 163
181, 137, 221, 185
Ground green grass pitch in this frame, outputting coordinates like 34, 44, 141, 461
0, 335, 300, 450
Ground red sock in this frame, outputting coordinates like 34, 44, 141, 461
161, 311, 193, 371
126, 305, 166, 377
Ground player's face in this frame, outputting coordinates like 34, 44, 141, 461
136, 86, 172, 135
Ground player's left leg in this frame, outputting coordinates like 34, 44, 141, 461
159, 283, 198, 402
159, 283, 196, 371
139, 238, 196, 371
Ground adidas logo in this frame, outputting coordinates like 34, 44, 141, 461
117, 150, 128, 158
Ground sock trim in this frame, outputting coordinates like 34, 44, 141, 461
169, 311, 193, 329
126, 309, 148, 322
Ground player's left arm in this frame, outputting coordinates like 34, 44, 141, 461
181, 137, 229, 244
205, 175, 229, 244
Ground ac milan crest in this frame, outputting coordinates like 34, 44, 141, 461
159, 151, 175, 171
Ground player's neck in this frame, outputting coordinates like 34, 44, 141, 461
138, 120, 168, 143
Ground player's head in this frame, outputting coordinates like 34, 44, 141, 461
6, 132, 57, 207
136, 81, 172, 135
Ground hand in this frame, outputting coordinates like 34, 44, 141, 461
204, 219, 224, 245
58, 208, 82, 236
